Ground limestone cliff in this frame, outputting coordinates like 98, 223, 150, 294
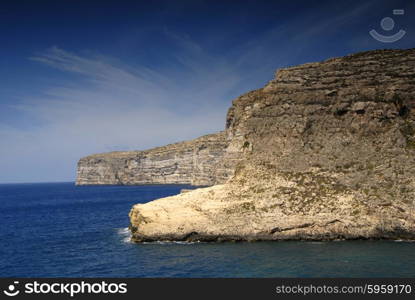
129, 48, 415, 242
76, 132, 235, 186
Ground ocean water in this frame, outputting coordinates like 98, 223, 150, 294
0, 182, 414, 278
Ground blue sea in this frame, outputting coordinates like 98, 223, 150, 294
0, 182, 414, 278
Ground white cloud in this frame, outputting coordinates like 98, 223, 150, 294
0, 44, 244, 182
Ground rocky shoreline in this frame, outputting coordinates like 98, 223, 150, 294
127, 49, 415, 242
128, 168, 415, 243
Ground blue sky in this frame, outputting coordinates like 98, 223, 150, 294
0, 0, 414, 183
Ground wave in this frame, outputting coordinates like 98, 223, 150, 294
394, 239, 415, 243
142, 241, 204, 245
117, 227, 132, 243
116, 228, 204, 244
117, 227, 130, 235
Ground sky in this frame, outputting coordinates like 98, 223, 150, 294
0, 0, 414, 183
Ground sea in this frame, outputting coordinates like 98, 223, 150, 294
0, 182, 414, 278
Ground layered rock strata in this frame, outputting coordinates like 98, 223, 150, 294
76, 132, 235, 186
129, 49, 415, 241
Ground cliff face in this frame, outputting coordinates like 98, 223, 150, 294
129, 49, 415, 242
76, 132, 236, 186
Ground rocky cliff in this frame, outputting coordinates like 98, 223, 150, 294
76, 131, 235, 186
129, 48, 415, 242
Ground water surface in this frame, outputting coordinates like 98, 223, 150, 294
0, 183, 414, 277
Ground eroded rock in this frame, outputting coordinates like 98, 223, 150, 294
129, 49, 415, 242
76, 131, 236, 186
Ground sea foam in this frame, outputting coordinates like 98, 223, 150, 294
117, 227, 132, 243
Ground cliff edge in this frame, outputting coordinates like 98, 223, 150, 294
129, 48, 415, 241
76, 131, 237, 186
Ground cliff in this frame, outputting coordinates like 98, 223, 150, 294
76, 131, 236, 186
129, 48, 415, 242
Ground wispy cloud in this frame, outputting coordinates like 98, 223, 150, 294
0, 42, 246, 182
